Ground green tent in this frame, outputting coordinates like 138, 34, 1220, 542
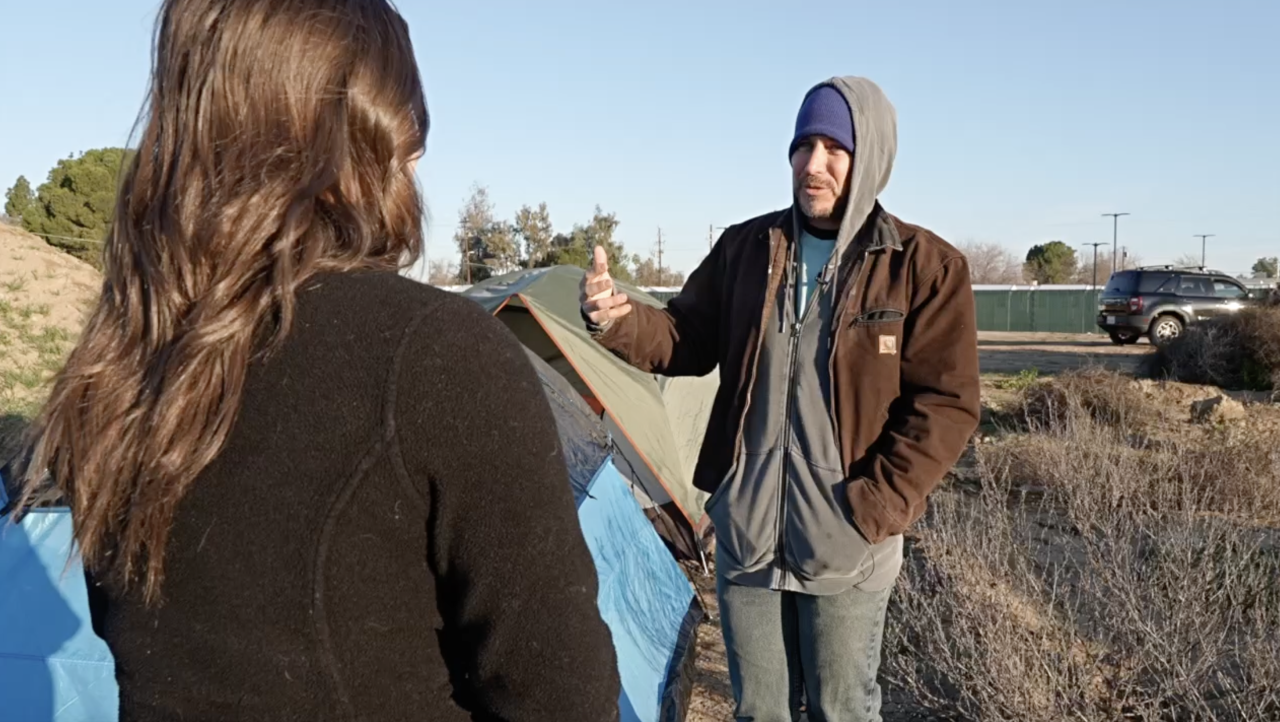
463, 266, 716, 561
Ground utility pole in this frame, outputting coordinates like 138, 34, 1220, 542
708, 225, 728, 254
464, 234, 480, 285
1082, 242, 1106, 288
1102, 212, 1130, 270
656, 227, 665, 286
1194, 234, 1215, 268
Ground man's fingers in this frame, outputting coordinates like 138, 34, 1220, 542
587, 302, 633, 325
580, 254, 620, 324
590, 292, 628, 311
583, 275, 614, 301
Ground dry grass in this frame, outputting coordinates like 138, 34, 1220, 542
884, 370, 1280, 721
1009, 366, 1152, 430
0, 225, 100, 464
1148, 304, 1280, 392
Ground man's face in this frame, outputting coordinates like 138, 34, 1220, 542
791, 135, 851, 228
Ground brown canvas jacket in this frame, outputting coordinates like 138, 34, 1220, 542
592, 203, 981, 544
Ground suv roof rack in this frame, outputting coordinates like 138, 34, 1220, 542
1135, 264, 1231, 276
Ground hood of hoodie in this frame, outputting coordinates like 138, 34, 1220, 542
792, 76, 898, 267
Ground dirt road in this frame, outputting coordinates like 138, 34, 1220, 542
978, 331, 1153, 375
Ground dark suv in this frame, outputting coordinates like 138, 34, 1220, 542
1097, 266, 1261, 346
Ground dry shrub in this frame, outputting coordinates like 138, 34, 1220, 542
885, 372, 1280, 721
1011, 367, 1151, 431
1149, 305, 1280, 391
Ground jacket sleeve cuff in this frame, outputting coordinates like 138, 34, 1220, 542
845, 477, 907, 545
579, 306, 613, 336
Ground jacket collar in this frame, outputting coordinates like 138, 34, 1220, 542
773, 202, 902, 253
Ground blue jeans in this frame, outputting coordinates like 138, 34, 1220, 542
716, 572, 893, 722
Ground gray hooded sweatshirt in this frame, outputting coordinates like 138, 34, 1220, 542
707, 76, 904, 595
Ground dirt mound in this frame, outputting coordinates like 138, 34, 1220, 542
0, 223, 100, 460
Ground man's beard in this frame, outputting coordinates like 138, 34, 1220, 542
795, 174, 844, 222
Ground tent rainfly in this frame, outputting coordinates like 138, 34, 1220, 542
462, 266, 719, 561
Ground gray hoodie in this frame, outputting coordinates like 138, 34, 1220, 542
706, 76, 904, 595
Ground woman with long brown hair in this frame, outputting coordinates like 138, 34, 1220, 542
13, 0, 620, 719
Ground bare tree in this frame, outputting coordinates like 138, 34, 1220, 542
633, 256, 686, 286
1073, 250, 1143, 285
426, 259, 459, 287
1172, 252, 1203, 268
957, 241, 1023, 284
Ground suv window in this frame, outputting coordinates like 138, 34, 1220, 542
1105, 271, 1175, 295
1146, 274, 1179, 293
1176, 275, 1214, 296
1213, 280, 1246, 299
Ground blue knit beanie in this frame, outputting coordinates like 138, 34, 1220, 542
789, 84, 854, 158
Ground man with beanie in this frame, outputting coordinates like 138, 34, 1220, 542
580, 77, 980, 721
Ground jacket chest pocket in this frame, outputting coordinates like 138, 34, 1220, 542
841, 308, 906, 419
848, 307, 906, 357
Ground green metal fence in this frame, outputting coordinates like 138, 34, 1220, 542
643, 286, 1106, 334
973, 287, 1103, 333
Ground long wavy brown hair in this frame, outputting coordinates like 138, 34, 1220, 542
15, 0, 427, 603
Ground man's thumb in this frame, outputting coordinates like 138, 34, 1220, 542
592, 245, 609, 274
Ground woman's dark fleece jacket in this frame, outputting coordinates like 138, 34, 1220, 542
86, 271, 621, 722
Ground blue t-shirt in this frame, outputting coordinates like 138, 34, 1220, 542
796, 230, 837, 317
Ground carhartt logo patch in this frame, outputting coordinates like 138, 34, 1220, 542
879, 335, 898, 355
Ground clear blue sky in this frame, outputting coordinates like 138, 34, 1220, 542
2, 0, 1277, 278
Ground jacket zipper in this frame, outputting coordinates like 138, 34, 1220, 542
773, 243, 827, 588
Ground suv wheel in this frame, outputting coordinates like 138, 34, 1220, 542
1149, 315, 1184, 346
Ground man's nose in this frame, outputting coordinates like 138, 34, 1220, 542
805, 146, 827, 176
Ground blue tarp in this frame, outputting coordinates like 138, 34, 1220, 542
0, 482, 119, 722
577, 460, 700, 722
530, 347, 701, 721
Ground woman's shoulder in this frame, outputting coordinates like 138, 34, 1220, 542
299, 270, 494, 338
298, 270, 529, 383
300, 269, 456, 315
281, 271, 518, 399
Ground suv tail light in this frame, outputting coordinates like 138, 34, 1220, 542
1129, 296, 1144, 313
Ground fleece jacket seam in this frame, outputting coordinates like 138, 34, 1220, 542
386, 302, 447, 516
311, 300, 441, 719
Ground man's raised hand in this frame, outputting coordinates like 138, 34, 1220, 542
580, 245, 632, 327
